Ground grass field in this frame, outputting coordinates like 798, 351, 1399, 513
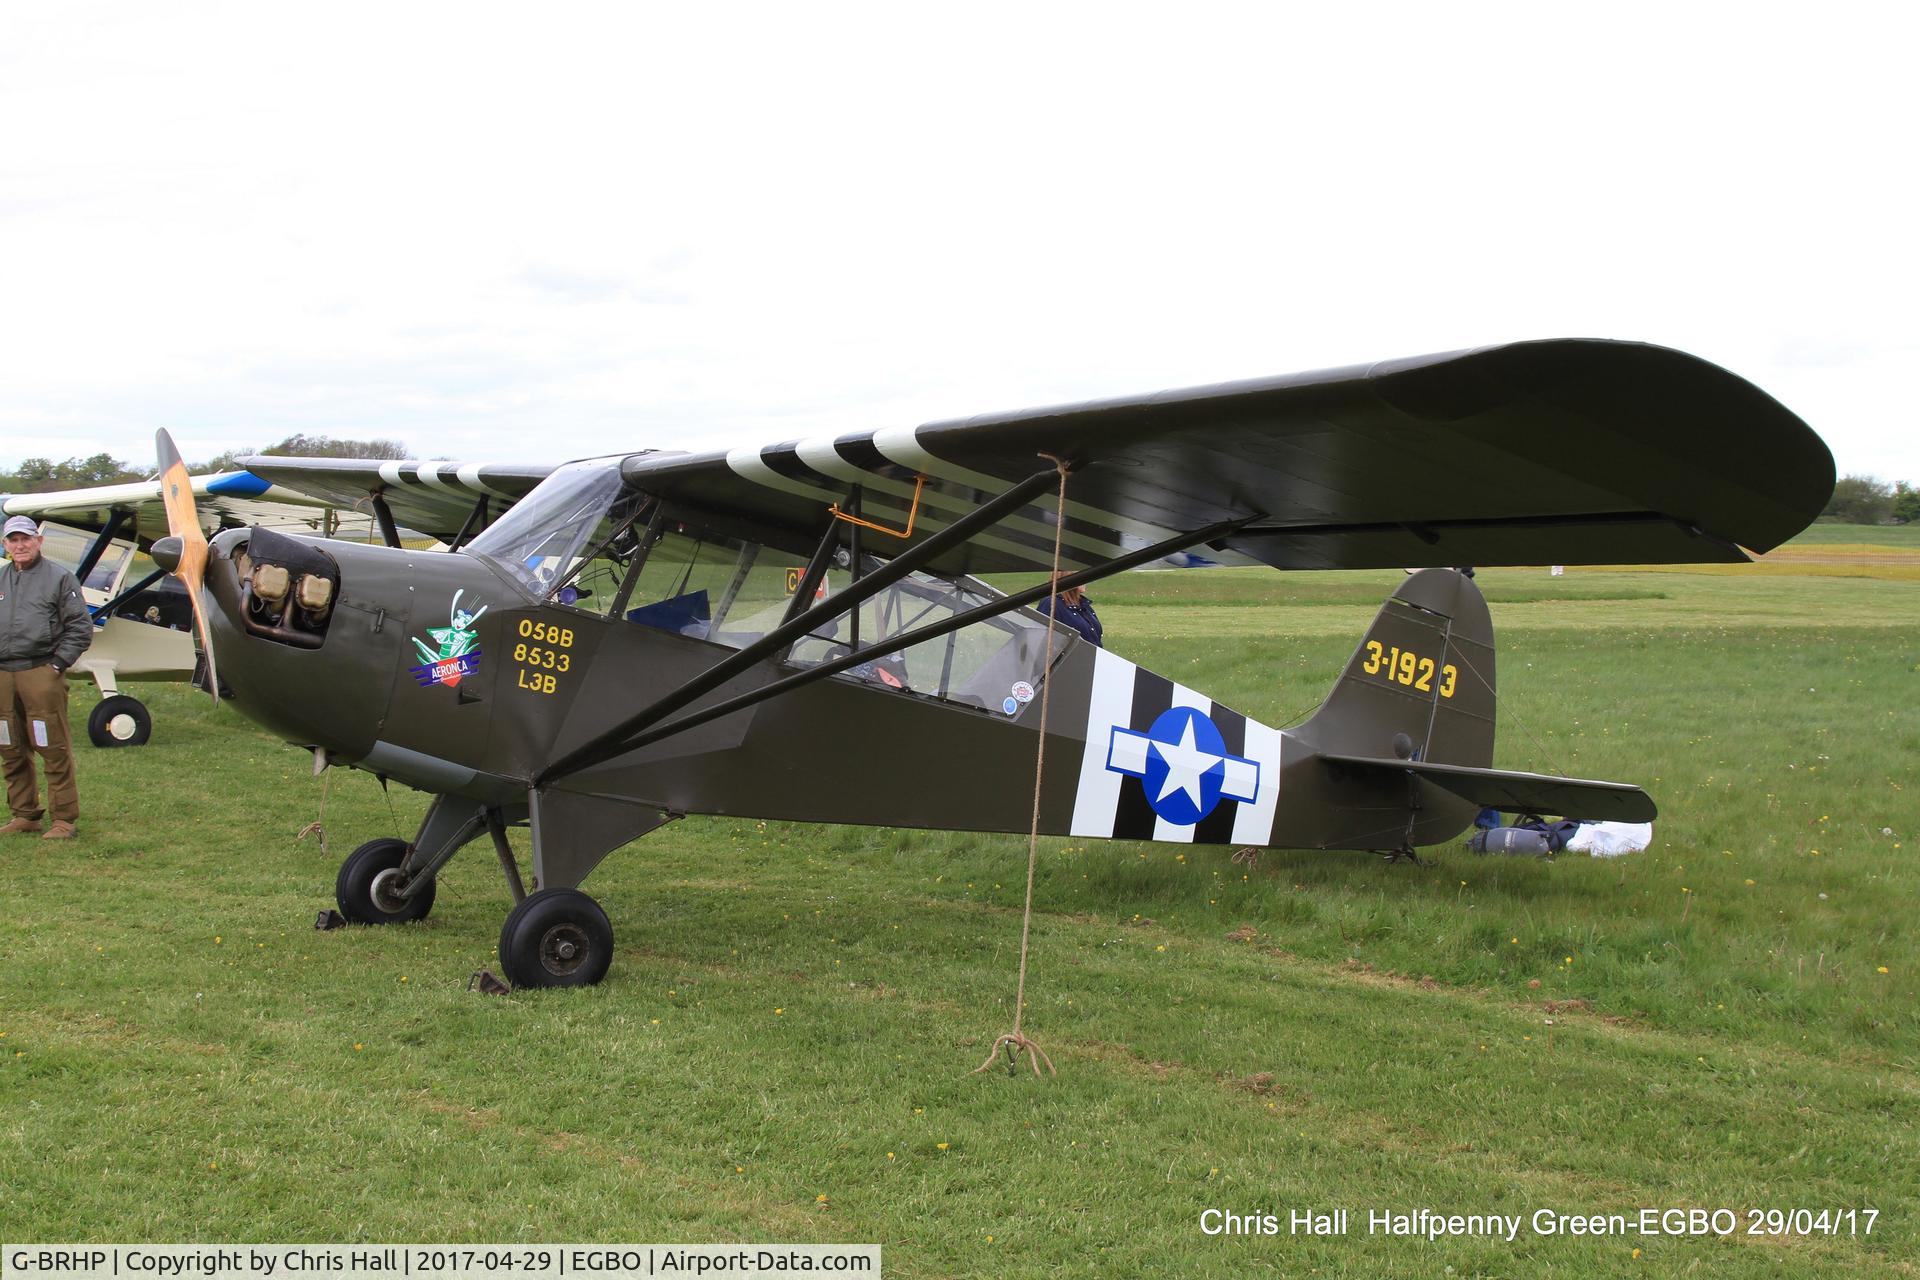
3, 530, 1917, 1277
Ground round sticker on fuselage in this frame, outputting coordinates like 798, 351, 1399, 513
1011, 681, 1035, 704
1002, 696, 1020, 715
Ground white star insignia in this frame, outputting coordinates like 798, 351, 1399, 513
1151, 717, 1223, 809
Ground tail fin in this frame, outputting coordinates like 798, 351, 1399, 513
1297, 568, 1495, 768
1297, 570, 1655, 833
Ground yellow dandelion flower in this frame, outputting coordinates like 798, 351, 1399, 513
936, 1142, 950, 1151
774, 1008, 784, 1016
353, 1043, 363, 1052
886, 1152, 895, 1161
816, 1194, 828, 1203
1879, 966, 1890, 974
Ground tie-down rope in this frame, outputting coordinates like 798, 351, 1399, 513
972, 454, 1070, 1079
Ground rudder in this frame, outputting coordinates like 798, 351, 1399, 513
1296, 568, 1495, 769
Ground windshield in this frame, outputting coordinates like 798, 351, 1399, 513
464, 457, 635, 596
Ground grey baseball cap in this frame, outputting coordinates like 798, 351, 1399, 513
2, 516, 41, 537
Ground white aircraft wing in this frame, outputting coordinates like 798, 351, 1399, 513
1, 471, 334, 543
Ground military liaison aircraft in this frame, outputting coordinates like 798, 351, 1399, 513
141, 339, 1829, 989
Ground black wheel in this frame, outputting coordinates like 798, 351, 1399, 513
498, 888, 614, 988
87, 695, 152, 748
335, 837, 436, 925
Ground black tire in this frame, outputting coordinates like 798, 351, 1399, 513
335, 837, 436, 925
498, 888, 614, 988
87, 695, 153, 748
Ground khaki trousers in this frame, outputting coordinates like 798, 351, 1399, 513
0, 664, 79, 823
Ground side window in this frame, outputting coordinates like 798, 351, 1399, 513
783, 571, 1058, 710
623, 530, 791, 642
33, 524, 133, 594
615, 530, 1062, 715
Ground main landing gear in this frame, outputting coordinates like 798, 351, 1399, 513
323, 798, 629, 990
498, 889, 614, 987
87, 694, 153, 747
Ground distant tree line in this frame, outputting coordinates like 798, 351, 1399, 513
0, 435, 410, 493
1824, 475, 1920, 525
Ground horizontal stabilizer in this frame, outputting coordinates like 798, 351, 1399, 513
1320, 754, 1657, 823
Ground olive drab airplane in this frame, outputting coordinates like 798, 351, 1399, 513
131, 339, 1829, 990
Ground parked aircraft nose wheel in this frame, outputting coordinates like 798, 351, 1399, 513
499, 888, 614, 988
335, 837, 436, 925
87, 695, 152, 747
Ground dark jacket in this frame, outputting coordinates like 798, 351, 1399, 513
1036, 592, 1102, 647
0, 555, 94, 671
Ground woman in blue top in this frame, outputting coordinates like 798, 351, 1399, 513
1036, 573, 1102, 647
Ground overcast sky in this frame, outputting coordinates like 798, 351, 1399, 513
3, 2, 1913, 485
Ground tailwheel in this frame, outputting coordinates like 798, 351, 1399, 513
335, 837, 437, 925
87, 695, 153, 747
499, 888, 614, 988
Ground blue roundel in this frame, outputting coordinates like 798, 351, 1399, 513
1139, 706, 1229, 826
1003, 696, 1020, 715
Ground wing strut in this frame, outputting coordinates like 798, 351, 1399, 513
536, 512, 1254, 785
537, 468, 1067, 785
448, 495, 490, 551
74, 509, 131, 584
782, 508, 844, 625
370, 495, 402, 548
88, 567, 167, 624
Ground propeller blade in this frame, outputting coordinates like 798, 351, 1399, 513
156, 429, 219, 703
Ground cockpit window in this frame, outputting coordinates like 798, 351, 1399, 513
464, 457, 638, 598
36, 523, 133, 593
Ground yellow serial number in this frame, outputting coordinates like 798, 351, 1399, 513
1363, 640, 1457, 698
517, 618, 575, 647
512, 642, 571, 672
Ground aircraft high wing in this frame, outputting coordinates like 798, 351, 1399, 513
616, 338, 1826, 574
144, 338, 1832, 990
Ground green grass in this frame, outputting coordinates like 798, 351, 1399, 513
3, 565, 1917, 1277
1786, 520, 1920, 548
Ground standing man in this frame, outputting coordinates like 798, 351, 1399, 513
1036, 571, 1103, 647
0, 516, 93, 839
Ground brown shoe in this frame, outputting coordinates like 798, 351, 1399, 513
0, 817, 42, 835
41, 821, 76, 840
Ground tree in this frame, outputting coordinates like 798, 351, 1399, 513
7, 453, 144, 492
1823, 474, 1895, 524
257, 434, 410, 460
185, 436, 412, 474
1894, 482, 1920, 525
